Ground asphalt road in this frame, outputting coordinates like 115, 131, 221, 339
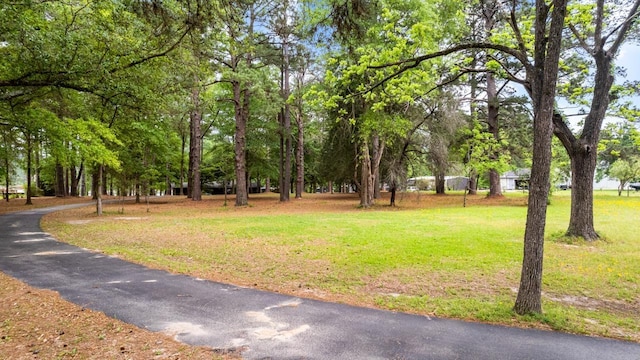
1, 204, 639, 359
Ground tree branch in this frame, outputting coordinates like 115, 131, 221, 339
568, 23, 593, 53
594, 0, 605, 48
509, 0, 529, 57
109, 25, 192, 74
607, 0, 640, 55
361, 43, 527, 96
552, 112, 577, 153
368, 42, 528, 70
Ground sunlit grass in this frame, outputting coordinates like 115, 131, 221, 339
41, 191, 640, 342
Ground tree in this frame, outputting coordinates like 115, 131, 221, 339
609, 158, 640, 196
422, 94, 466, 194
1, 0, 195, 208
314, 0, 466, 206
211, 0, 282, 206
511, 0, 568, 315
459, 120, 512, 201
552, 0, 640, 240
597, 121, 640, 181
348, 0, 568, 313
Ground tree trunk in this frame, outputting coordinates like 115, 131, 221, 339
279, 109, 291, 202
189, 79, 202, 201
390, 183, 396, 206
484, 4, 502, 198
3, 131, 10, 201
80, 167, 86, 197
65, 167, 70, 197
4, 156, 8, 202
488, 169, 502, 197
486, 71, 503, 197
91, 170, 98, 200
25, 132, 32, 205
566, 147, 599, 239
372, 135, 382, 199
101, 168, 108, 196
96, 165, 103, 216
165, 160, 171, 196
34, 136, 41, 192
280, 37, 292, 202
180, 131, 186, 196
435, 172, 445, 194
55, 162, 65, 197
553, 50, 615, 240
467, 170, 477, 195
75, 162, 84, 197
514, 0, 567, 315
295, 107, 304, 199
234, 80, 249, 207
70, 165, 78, 197
359, 142, 373, 207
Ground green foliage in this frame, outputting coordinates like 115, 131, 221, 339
609, 157, 640, 193
460, 120, 511, 177
597, 122, 640, 180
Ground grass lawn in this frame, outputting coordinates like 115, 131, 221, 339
41, 190, 640, 342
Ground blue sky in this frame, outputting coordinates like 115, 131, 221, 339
618, 44, 640, 81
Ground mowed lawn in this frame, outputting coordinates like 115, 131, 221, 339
40, 191, 640, 342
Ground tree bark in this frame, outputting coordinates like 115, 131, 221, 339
25, 132, 32, 205
55, 162, 65, 197
234, 80, 249, 206
96, 165, 103, 216
372, 135, 382, 199
91, 170, 98, 200
280, 36, 292, 202
467, 170, 478, 195
486, 71, 503, 197
180, 130, 186, 196
80, 167, 86, 196
389, 183, 396, 206
101, 168, 107, 196
3, 150, 8, 202
484, 1, 502, 198
359, 141, 373, 207
488, 169, 502, 196
70, 165, 78, 197
435, 172, 445, 194
135, 180, 141, 204
189, 79, 202, 201
279, 108, 292, 201
566, 143, 599, 239
295, 101, 304, 199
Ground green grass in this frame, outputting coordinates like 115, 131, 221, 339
41, 191, 640, 342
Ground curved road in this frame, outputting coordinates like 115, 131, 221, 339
1, 204, 639, 359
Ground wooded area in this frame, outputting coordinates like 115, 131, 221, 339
1, 0, 639, 315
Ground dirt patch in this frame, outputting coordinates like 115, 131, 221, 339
67, 219, 94, 225
545, 293, 640, 316
0, 272, 235, 359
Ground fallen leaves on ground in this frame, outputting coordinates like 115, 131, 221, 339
0, 272, 232, 359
